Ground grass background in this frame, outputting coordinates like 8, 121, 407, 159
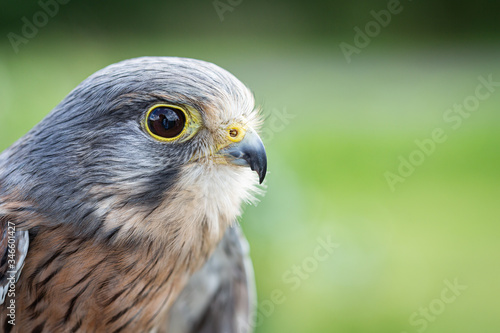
1, 1, 500, 332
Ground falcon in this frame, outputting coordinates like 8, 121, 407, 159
0, 57, 266, 332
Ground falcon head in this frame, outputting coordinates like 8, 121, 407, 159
0, 57, 266, 248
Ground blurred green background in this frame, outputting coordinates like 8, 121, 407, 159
1, 1, 500, 332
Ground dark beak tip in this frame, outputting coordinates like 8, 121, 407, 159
258, 165, 267, 184
250, 153, 267, 184
224, 128, 267, 184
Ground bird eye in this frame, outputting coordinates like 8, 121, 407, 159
146, 105, 187, 141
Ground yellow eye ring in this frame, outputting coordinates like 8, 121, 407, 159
227, 124, 246, 143
145, 104, 189, 142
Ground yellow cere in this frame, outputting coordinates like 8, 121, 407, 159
226, 124, 246, 143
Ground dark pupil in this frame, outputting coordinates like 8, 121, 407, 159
148, 107, 186, 138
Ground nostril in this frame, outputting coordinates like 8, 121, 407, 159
226, 125, 246, 143
229, 128, 238, 138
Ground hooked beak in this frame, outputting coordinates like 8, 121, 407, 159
221, 128, 267, 184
